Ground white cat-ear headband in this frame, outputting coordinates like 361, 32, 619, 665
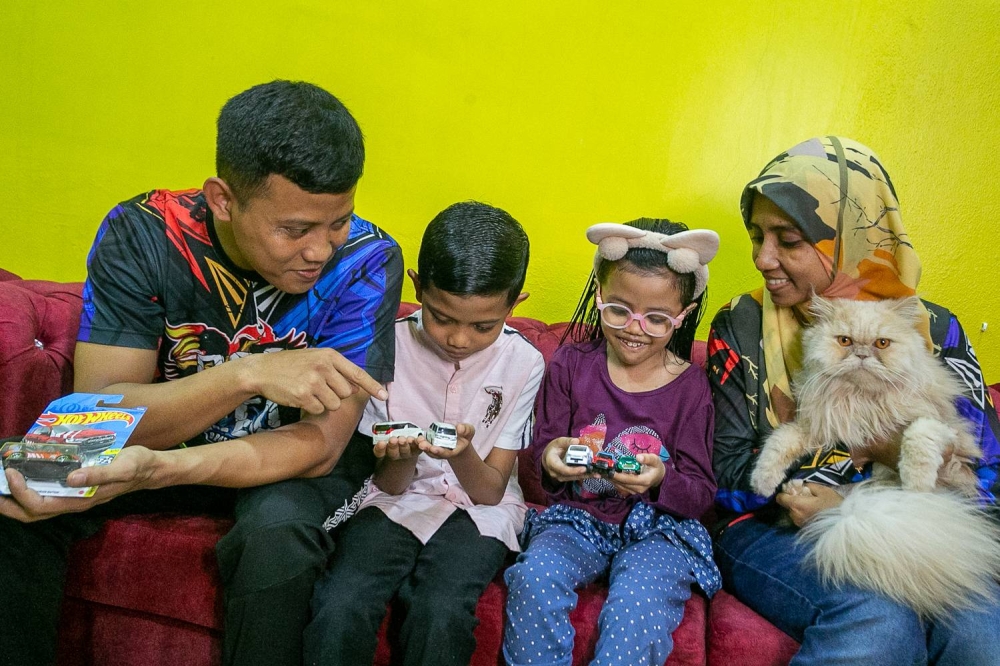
586, 223, 720, 298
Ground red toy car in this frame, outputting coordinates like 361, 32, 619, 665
1, 441, 83, 485
591, 451, 616, 476
24, 427, 116, 455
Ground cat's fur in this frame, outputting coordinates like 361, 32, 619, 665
751, 296, 1000, 618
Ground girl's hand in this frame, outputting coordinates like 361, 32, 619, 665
541, 437, 590, 483
374, 435, 422, 460
420, 423, 474, 460
609, 454, 666, 497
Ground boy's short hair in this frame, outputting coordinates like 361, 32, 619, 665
418, 201, 529, 305
216, 80, 364, 203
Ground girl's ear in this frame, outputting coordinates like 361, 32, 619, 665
407, 269, 423, 302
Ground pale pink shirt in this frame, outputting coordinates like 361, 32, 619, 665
358, 310, 545, 551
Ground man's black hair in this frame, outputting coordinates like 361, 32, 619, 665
216, 80, 364, 202
417, 201, 529, 305
564, 218, 706, 361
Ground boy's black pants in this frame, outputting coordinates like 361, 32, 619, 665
304, 506, 509, 666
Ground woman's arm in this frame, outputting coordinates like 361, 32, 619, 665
707, 307, 771, 512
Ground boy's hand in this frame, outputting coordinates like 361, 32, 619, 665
609, 454, 665, 497
374, 436, 423, 460
241, 348, 388, 415
420, 423, 474, 460
542, 437, 590, 483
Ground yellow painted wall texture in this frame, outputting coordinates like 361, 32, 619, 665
2, 1, 998, 380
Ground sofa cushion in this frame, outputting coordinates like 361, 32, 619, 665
0, 279, 83, 438
707, 590, 798, 666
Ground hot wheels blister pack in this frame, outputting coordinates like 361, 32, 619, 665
0, 393, 145, 497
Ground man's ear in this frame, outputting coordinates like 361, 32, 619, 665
407, 269, 422, 302
204, 177, 236, 222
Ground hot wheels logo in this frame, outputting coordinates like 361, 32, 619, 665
36, 411, 136, 427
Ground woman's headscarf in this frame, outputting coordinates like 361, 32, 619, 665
740, 136, 928, 427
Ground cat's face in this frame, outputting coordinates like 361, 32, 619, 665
801, 296, 926, 391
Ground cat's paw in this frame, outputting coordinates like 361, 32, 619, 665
781, 479, 813, 497
751, 463, 787, 497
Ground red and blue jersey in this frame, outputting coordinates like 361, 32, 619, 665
79, 189, 403, 445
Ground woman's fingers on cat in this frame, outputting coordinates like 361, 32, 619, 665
776, 484, 844, 527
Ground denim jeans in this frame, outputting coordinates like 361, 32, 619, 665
715, 516, 1000, 666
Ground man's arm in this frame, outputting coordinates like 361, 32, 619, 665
0, 391, 368, 522
74, 342, 386, 451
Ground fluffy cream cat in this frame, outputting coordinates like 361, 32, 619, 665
751, 295, 1000, 618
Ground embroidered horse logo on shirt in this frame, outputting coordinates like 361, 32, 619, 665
483, 386, 503, 428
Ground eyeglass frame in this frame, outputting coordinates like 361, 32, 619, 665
594, 292, 691, 337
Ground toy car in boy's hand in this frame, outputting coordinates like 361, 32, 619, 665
425, 422, 458, 450
371, 421, 424, 444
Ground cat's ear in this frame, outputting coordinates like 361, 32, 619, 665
888, 296, 924, 323
808, 293, 837, 321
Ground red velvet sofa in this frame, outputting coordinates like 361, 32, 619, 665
20, 266, 979, 665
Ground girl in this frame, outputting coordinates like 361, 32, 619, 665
503, 219, 721, 666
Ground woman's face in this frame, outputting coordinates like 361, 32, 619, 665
748, 195, 833, 307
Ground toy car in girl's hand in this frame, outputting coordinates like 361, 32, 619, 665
614, 455, 642, 475
563, 444, 594, 467
425, 422, 458, 449
371, 421, 424, 444
591, 451, 616, 476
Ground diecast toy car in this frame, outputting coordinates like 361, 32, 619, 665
25, 426, 116, 459
614, 455, 642, 475
563, 444, 594, 467
1, 441, 83, 485
591, 451, 616, 476
371, 421, 424, 444
425, 422, 458, 449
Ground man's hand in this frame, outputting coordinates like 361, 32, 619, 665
609, 454, 666, 497
775, 482, 844, 527
242, 348, 388, 414
0, 446, 159, 522
419, 423, 474, 461
541, 438, 590, 483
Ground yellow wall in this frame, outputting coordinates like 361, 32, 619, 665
2, 1, 999, 381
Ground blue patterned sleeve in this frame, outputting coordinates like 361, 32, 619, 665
937, 313, 1000, 503
309, 220, 404, 384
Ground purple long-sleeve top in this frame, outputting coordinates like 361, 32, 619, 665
532, 340, 717, 524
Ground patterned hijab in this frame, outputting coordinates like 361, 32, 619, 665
740, 136, 927, 427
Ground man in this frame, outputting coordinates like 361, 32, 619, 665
0, 80, 403, 666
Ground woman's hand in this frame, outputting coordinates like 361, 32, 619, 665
609, 454, 665, 497
775, 482, 843, 527
541, 437, 590, 483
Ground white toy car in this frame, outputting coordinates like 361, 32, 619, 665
563, 444, 593, 468
425, 422, 458, 449
371, 421, 424, 444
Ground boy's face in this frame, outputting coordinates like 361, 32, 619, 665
207, 174, 355, 294
411, 270, 527, 363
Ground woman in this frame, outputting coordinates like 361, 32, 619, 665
708, 136, 1000, 665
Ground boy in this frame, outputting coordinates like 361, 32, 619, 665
303, 201, 544, 666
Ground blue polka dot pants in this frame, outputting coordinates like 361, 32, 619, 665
503, 523, 696, 666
